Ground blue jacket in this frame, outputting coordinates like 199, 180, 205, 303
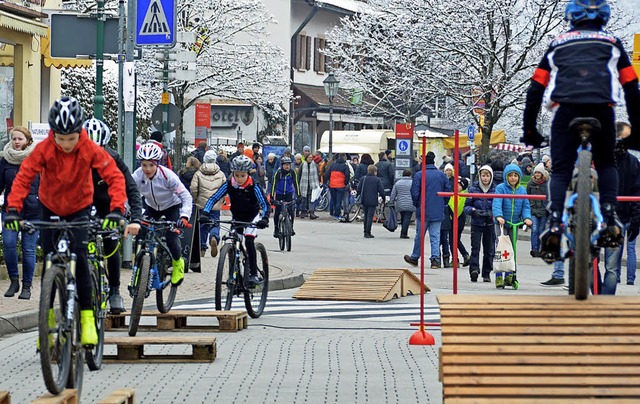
464, 181, 496, 227
271, 168, 299, 198
492, 164, 531, 224
411, 164, 450, 220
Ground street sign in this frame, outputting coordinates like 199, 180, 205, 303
136, 0, 176, 46
467, 124, 475, 142
397, 139, 410, 156
151, 103, 181, 131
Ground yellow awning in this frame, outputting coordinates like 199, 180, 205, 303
41, 29, 92, 69
0, 10, 47, 37
443, 130, 506, 149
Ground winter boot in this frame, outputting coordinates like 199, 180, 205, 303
171, 258, 185, 286
470, 270, 479, 282
462, 254, 471, 267
539, 210, 563, 263
18, 283, 31, 300
598, 203, 624, 248
495, 275, 505, 289
80, 309, 98, 346
442, 255, 451, 268
504, 273, 514, 287
430, 258, 440, 269
108, 288, 125, 314
4, 277, 19, 297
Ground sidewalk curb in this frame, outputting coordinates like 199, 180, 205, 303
0, 273, 306, 338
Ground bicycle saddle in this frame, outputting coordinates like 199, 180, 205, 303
569, 117, 601, 134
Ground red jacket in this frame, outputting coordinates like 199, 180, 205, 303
8, 129, 126, 217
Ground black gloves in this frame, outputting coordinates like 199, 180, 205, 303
4, 208, 20, 231
628, 221, 640, 242
102, 210, 124, 230
256, 219, 269, 229
472, 209, 480, 218
520, 128, 546, 148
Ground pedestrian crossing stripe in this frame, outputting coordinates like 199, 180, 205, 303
139, 0, 170, 36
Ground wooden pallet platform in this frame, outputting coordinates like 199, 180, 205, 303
293, 268, 429, 302
105, 310, 248, 332
98, 388, 135, 404
0, 391, 9, 404
31, 389, 78, 404
103, 336, 216, 363
438, 295, 640, 402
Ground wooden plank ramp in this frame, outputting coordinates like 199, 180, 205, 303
106, 310, 248, 332
98, 388, 135, 404
103, 336, 216, 363
0, 391, 9, 404
293, 268, 429, 302
438, 295, 640, 402
31, 390, 78, 404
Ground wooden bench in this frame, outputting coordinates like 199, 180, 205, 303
0, 391, 9, 404
103, 336, 216, 363
31, 390, 78, 404
98, 388, 135, 404
106, 310, 248, 332
438, 295, 640, 402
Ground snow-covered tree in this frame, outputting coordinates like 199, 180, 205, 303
136, 0, 290, 169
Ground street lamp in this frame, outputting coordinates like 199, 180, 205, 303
323, 72, 340, 159
237, 126, 243, 145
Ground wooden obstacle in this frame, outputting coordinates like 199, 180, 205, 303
103, 336, 216, 363
293, 268, 429, 302
31, 390, 78, 404
106, 310, 248, 332
98, 388, 135, 404
438, 295, 640, 402
0, 391, 9, 404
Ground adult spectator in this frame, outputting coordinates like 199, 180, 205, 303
490, 159, 504, 185
282, 147, 293, 160
375, 151, 395, 195
385, 149, 394, 163
148, 130, 172, 170
302, 145, 312, 161
228, 142, 245, 161
216, 149, 231, 179
527, 163, 549, 258
356, 153, 374, 180
299, 153, 320, 219
191, 141, 207, 163
264, 152, 280, 194
324, 154, 350, 220
389, 169, 415, 239
542, 154, 552, 171
179, 156, 200, 189
251, 143, 262, 160
254, 155, 267, 192
357, 165, 385, 238
404, 152, 451, 269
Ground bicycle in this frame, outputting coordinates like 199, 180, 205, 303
343, 180, 362, 223
315, 184, 330, 212
214, 219, 269, 318
22, 219, 94, 396
128, 218, 182, 336
274, 199, 294, 252
85, 222, 121, 371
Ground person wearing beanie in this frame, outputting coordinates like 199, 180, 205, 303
385, 149, 394, 162
404, 150, 451, 269
283, 147, 292, 158
146, 131, 173, 170
229, 142, 245, 161
464, 165, 496, 283
440, 161, 456, 267
302, 145, 311, 160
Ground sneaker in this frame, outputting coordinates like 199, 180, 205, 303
442, 256, 451, 268
482, 276, 491, 283
430, 258, 440, 269
470, 271, 478, 282
210, 237, 218, 258
404, 255, 418, 267
530, 250, 539, 258
309, 213, 319, 220
80, 309, 98, 346
495, 276, 504, 289
108, 289, 125, 314
504, 273, 514, 287
171, 258, 185, 286
400, 235, 410, 239
540, 278, 564, 287
248, 275, 261, 288
627, 281, 635, 286
462, 254, 471, 267
364, 233, 374, 238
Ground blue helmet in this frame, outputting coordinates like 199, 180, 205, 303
565, 0, 610, 26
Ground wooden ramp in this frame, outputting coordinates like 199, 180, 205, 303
31, 390, 78, 404
0, 391, 9, 404
106, 310, 248, 332
98, 388, 135, 404
104, 336, 216, 363
293, 268, 429, 302
438, 295, 640, 403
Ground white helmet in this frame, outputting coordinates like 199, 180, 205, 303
83, 118, 111, 147
137, 142, 163, 162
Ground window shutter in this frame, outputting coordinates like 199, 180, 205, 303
306, 36, 312, 70
314, 37, 320, 72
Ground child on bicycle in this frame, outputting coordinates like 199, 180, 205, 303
521, 0, 640, 261
204, 155, 269, 287
492, 164, 532, 289
4, 96, 128, 346
271, 156, 299, 238
132, 142, 193, 286
84, 118, 142, 314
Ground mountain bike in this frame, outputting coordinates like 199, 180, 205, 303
343, 180, 361, 222
214, 219, 269, 318
274, 200, 294, 252
22, 219, 91, 396
316, 184, 330, 212
85, 222, 120, 371
128, 218, 181, 336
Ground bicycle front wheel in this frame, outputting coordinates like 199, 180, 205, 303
346, 203, 361, 223
574, 150, 592, 300
156, 249, 177, 313
85, 263, 104, 371
244, 243, 269, 318
129, 253, 151, 336
278, 218, 286, 251
215, 244, 236, 311
66, 301, 84, 396
39, 264, 71, 394
285, 216, 292, 252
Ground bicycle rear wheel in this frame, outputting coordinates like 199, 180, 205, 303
278, 218, 286, 251
574, 150, 592, 300
215, 244, 236, 311
345, 202, 361, 222
244, 243, 269, 318
66, 302, 84, 396
129, 253, 150, 336
316, 190, 329, 211
85, 263, 104, 371
285, 216, 292, 252
39, 264, 71, 394
156, 248, 177, 313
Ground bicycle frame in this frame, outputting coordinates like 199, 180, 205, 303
222, 226, 248, 290
131, 221, 175, 293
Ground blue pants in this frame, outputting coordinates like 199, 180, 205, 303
200, 209, 220, 250
603, 223, 637, 294
469, 225, 495, 277
411, 219, 442, 261
2, 212, 38, 285
329, 187, 346, 218
530, 214, 548, 252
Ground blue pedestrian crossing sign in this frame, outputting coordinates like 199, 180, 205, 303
136, 0, 176, 46
467, 124, 475, 141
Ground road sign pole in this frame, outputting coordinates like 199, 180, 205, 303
162, 50, 169, 137
94, 0, 106, 120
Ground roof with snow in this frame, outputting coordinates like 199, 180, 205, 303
315, 0, 368, 15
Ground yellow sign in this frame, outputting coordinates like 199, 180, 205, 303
632, 34, 640, 78
161, 92, 170, 104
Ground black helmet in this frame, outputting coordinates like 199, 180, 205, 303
49, 96, 84, 135
280, 156, 292, 164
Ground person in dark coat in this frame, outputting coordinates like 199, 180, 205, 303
357, 165, 385, 238
216, 149, 231, 179
179, 156, 200, 189
191, 141, 207, 163
356, 153, 374, 180
389, 169, 415, 238
375, 151, 395, 194
264, 152, 280, 197
490, 159, 504, 185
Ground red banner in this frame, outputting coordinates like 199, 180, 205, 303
395, 122, 414, 139
195, 103, 211, 127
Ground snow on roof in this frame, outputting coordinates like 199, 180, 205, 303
315, 0, 368, 14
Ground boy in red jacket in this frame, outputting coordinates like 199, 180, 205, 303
4, 97, 127, 346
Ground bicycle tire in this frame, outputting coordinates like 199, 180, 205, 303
156, 248, 177, 313
316, 190, 329, 211
568, 256, 576, 296
129, 253, 151, 336
215, 244, 236, 311
66, 303, 84, 396
244, 243, 269, 318
285, 215, 292, 252
574, 150, 592, 300
346, 202, 360, 223
39, 265, 71, 394
278, 217, 286, 251
85, 263, 104, 371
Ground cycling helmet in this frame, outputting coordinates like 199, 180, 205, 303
280, 156, 292, 164
231, 155, 253, 172
83, 118, 111, 147
137, 142, 163, 162
564, 0, 610, 26
48, 96, 84, 135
